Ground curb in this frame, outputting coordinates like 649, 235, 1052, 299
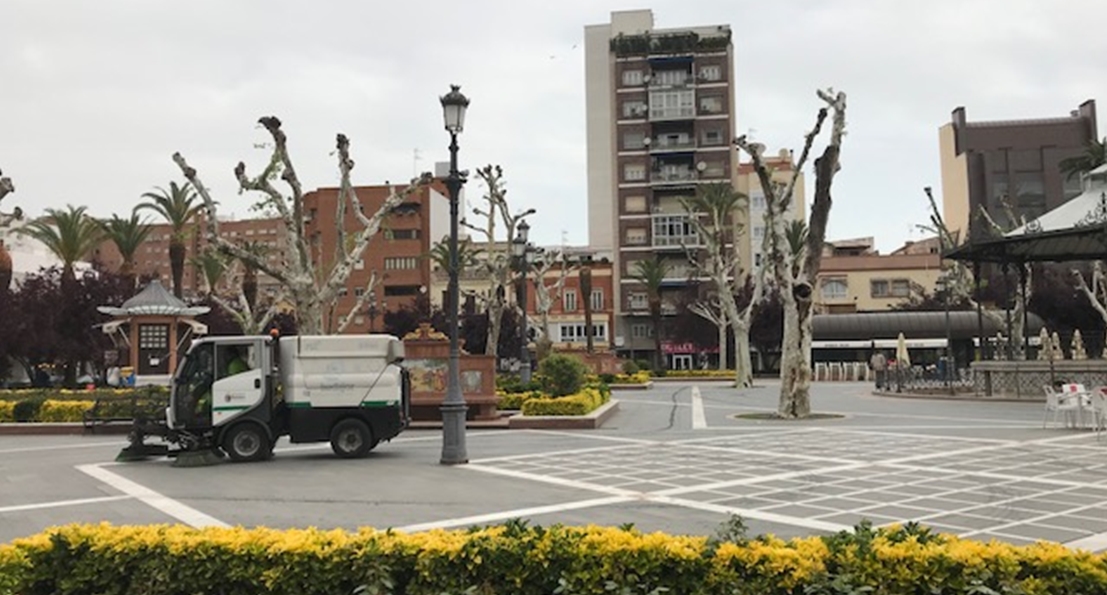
508, 399, 620, 430
609, 382, 653, 390
0, 423, 134, 436
872, 390, 1044, 403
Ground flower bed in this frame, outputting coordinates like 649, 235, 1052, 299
0, 387, 168, 423
519, 386, 609, 416
1, 522, 1105, 595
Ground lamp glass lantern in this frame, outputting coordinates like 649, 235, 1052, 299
440, 85, 470, 134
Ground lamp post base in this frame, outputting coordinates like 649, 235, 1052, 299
439, 402, 469, 465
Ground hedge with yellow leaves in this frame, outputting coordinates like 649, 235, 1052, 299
520, 386, 609, 416
2, 522, 1107, 595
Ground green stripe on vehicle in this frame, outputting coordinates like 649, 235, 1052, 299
360, 400, 397, 408
287, 402, 312, 409
212, 405, 251, 412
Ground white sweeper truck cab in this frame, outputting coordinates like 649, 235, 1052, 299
119, 334, 410, 464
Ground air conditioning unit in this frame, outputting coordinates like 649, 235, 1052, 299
634, 106, 648, 116
643, 74, 652, 83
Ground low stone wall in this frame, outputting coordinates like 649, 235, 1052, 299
971, 360, 1107, 399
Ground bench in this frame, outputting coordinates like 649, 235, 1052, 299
82, 391, 170, 434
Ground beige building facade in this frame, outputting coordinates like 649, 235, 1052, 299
815, 237, 943, 313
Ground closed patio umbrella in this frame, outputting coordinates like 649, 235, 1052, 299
896, 332, 911, 368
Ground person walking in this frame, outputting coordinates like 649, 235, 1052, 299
870, 350, 887, 390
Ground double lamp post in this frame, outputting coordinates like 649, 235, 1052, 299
511, 221, 534, 384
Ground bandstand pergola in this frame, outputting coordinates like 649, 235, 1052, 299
97, 280, 210, 382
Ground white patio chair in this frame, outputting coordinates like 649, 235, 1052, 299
1091, 389, 1107, 441
1043, 385, 1081, 428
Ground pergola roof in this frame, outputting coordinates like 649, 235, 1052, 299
945, 166, 1107, 264
97, 280, 210, 317
812, 311, 1044, 342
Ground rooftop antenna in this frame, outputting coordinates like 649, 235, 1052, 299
412, 148, 422, 177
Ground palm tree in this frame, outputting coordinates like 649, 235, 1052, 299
1059, 138, 1107, 181
632, 258, 670, 372
784, 219, 809, 278
98, 212, 152, 287
19, 205, 104, 284
136, 181, 205, 298
190, 249, 229, 296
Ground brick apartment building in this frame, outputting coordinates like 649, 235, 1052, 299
92, 179, 454, 334
939, 100, 1098, 241
585, 9, 736, 365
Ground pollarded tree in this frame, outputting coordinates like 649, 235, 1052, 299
20, 205, 104, 284
735, 88, 847, 418
137, 181, 205, 298
98, 213, 152, 287
527, 248, 574, 360
0, 169, 18, 292
191, 248, 285, 335
461, 165, 535, 356
632, 258, 669, 372
680, 182, 760, 386
172, 116, 430, 335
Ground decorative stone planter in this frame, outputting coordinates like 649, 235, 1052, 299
402, 324, 500, 421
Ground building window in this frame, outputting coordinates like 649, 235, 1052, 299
702, 161, 726, 178
652, 215, 699, 246
559, 323, 608, 343
385, 229, 421, 240
652, 69, 687, 86
871, 279, 911, 298
631, 323, 653, 338
622, 131, 646, 150
820, 278, 848, 300
622, 100, 647, 119
354, 287, 365, 297
751, 194, 766, 210
624, 195, 647, 213
563, 289, 578, 312
384, 256, 418, 270
621, 69, 643, 86
354, 315, 365, 326
701, 129, 724, 146
699, 96, 722, 114
1014, 172, 1046, 216
649, 90, 695, 120
891, 279, 911, 297
628, 292, 648, 310
624, 163, 646, 182
338, 287, 349, 297
384, 285, 420, 297
138, 325, 169, 350
590, 289, 604, 311
625, 227, 648, 245
354, 258, 365, 270
699, 65, 722, 81
753, 226, 765, 240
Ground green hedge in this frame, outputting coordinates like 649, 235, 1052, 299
0, 387, 169, 423
2, 522, 1106, 595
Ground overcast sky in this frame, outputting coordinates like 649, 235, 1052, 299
3, 1, 1105, 253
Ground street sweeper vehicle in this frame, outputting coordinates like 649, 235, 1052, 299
119, 334, 410, 464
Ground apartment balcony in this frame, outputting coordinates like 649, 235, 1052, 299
648, 138, 696, 153
651, 169, 697, 185
649, 107, 696, 122
651, 234, 701, 249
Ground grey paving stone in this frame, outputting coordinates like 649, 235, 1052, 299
803, 496, 881, 511
852, 504, 936, 520
1002, 523, 1089, 543
1033, 514, 1107, 533
958, 505, 1044, 522
922, 513, 1007, 531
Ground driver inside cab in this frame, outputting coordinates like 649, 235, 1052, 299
195, 344, 251, 420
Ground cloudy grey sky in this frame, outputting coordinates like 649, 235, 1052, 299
3, 1, 1105, 253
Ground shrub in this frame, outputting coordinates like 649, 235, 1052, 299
598, 373, 616, 384
0, 401, 13, 422
537, 354, 588, 397
12, 398, 43, 422
3, 522, 1107, 595
497, 391, 542, 410
621, 359, 639, 375
37, 400, 95, 422
634, 359, 652, 373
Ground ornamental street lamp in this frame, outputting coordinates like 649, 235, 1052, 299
512, 220, 532, 384
939, 270, 954, 395
439, 84, 470, 465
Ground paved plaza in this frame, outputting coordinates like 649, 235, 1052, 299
2, 381, 1105, 551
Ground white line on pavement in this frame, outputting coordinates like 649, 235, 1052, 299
465, 463, 639, 497
0, 441, 126, 455
522, 429, 660, 445
691, 386, 707, 430
0, 495, 134, 514
393, 496, 635, 533
76, 463, 229, 528
651, 495, 850, 533
1065, 532, 1107, 552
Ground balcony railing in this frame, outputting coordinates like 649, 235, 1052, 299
649, 138, 696, 152
649, 107, 696, 121
652, 234, 700, 247
651, 170, 697, 183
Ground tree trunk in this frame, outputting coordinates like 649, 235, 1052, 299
169, 240, 186, 298
733, 323, 753, 388
243, 266, 258, 313
0, 240, 11, 292
650, 300, 663, 372
717, 320, 727, 372
485, 284, 505, 357
580, 267, 594, 353
778, 288, 813, 418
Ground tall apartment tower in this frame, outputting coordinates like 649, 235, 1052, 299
939, 100, 1097, 242
585, 9, 736, 366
